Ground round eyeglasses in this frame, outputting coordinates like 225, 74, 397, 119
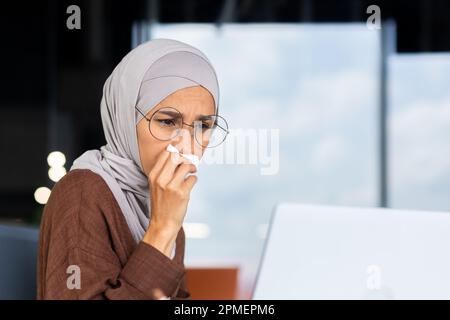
136, 106, 229, 148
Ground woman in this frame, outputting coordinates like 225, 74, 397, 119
37, 39, 227, 299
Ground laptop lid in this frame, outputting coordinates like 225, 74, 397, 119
253, 203, 450, 299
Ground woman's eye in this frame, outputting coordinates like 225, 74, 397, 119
157, 119, 176, 127
201, 122, 213, 130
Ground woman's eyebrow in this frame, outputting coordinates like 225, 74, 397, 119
158, 110, 182, 118
158, 108, 213, 120
196, 115, 214, 121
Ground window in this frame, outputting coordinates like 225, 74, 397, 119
389, 54, 450, 211
148, 23, 379, 293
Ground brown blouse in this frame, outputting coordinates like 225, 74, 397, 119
37, 168, 190, 300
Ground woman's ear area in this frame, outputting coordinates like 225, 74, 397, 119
136, 113, 156, 177
136, 115, 147, 148
136, 104, 170, 177
136, 120, 149, 176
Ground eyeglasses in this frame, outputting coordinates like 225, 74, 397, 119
136, 106, 229, 148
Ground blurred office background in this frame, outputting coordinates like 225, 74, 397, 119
1, 0, 449, 299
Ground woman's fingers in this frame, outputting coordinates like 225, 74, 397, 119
149, 148, 198, 197
146, 150, 199, 244
148, 150, 170, 181
157, 152, 192, 186
182, 174, 198, 192
170, 163, 197, 186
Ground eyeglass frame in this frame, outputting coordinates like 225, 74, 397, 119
135, 106, 229, 148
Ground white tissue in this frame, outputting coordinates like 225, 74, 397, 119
166, 144, 200, 169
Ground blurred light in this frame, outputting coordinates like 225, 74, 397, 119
256, 223, 269, 239
47, 151, 66, 168
34, 187, 51, 205
48, 166, 67, 182
183, 222, 211, 239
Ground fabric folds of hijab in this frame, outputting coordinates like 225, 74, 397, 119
70, 39, 220, 243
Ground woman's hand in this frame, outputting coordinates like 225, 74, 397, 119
143, 150, 197, 257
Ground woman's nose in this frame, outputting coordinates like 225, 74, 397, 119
173, 128, 197, 155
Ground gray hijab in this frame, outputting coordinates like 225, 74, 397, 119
70, 39, 219, 243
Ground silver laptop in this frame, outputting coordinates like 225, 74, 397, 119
253, 203, 450, 299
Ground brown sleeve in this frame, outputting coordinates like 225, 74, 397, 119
110, 241, 189, 300
57, 242, 188, 300
38, 171, 190, 300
